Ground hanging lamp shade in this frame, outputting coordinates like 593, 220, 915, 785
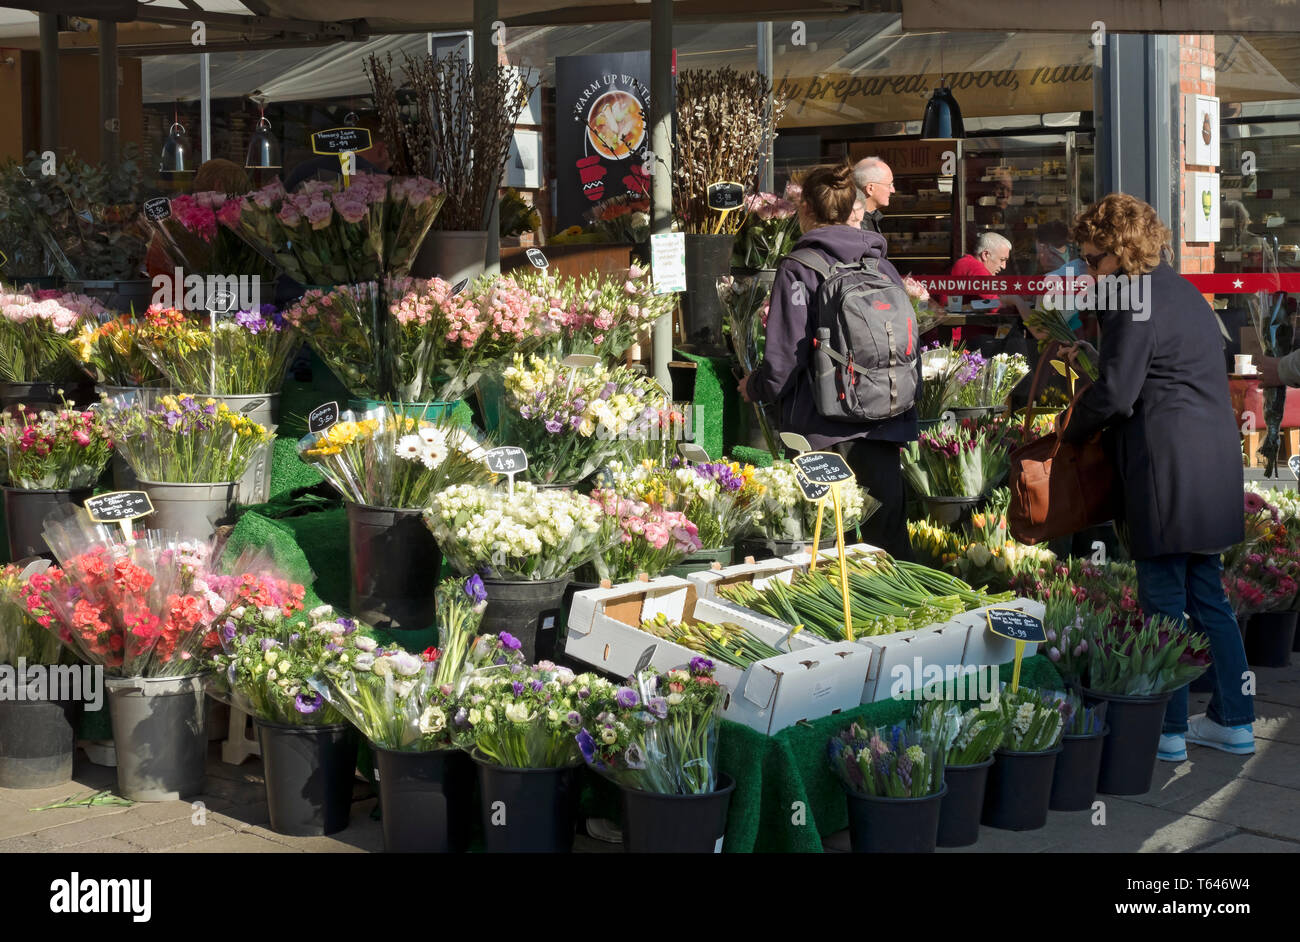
920, 85, 965, 141
160, 122, 194, 173
245, 115, 281, 169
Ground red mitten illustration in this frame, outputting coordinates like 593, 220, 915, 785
577, 155, 608, 202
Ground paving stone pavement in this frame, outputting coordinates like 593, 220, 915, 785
0, 662, 1295, 853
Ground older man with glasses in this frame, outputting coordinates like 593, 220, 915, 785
852, 156, 894, 235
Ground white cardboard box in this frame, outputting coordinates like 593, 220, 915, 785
565, 576, 870, 735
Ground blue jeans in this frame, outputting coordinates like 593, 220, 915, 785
1134, 554, 1255, 734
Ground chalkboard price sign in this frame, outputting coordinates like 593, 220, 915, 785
86, 491, 155, 523
308, 401, 340, 435
310, 127, 372, 155
707, 181, 745, 211
985, 607, 1047, 644
144, 197, 171, 221
451, 278, 469, 296
794, 472, 830, 502
526, 248, 549, 269
484, 446, 529, 475
792, 451, 855, 485
1290, 454, 1300, 479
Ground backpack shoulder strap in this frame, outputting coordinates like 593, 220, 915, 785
786, 247, 832, 279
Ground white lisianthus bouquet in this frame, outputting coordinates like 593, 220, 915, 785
458, 661, 614, 768
746, 462, 877, 542
499, 353, 669, 485
424, 483, 613, 580
297, 406, 492, 509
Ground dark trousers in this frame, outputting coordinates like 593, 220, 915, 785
830, 438, 914, 561
1135, 553, 1255, 734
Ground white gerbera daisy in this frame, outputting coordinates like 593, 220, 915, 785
417, 425, 447, 447
395, 434, 423, 461
421, 439, 447, 469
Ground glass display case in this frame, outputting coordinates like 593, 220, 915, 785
961, 132, 1093, 276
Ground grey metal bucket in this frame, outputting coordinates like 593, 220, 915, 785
411, 229, 488, 283
208, 393, 278, 505
105, 673, 208, 801
137, 480, 237, 540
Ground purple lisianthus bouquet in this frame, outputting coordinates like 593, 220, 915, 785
828, 721, 945, 798
576, 658, 726, 794
140, 304, 299, 395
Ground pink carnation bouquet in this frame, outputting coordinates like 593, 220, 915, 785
222, 173, 445, 285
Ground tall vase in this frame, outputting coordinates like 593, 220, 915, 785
680, 234, 737, 355
412, 230, 489, 283
347, 503, 442, 634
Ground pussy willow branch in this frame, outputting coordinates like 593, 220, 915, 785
673, 68, 788, 236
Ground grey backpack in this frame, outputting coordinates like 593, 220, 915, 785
787, 248, 919, 422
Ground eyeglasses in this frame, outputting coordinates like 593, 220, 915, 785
1081, 250, 1108, 269
868, 180, 895, 191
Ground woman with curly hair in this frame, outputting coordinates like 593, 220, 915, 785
1057, 192, 1252, 761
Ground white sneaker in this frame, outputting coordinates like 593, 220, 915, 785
1158, 733, 1187, 762
1186, 715, 1255, 755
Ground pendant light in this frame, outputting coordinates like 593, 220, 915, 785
159, 105, 194, 173
920, 46, 964, 141
245, 96, 281, 169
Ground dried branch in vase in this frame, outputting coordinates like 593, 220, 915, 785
672, 68, 788, 236
364, 53, 414, 177
397, 51, 536, 232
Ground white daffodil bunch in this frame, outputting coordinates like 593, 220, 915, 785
424, 482, 613, 580
747, 462, 875, 542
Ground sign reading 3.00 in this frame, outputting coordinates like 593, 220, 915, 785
86, 490, 154, 523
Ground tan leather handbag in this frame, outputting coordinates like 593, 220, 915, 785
1007, 344, 1119, 545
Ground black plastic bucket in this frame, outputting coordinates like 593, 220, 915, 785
845, 783, 947, 853
620, 774, 736, 853
733, 536, 836, 563
472, 750, 580, 853
255, 720, 359, 836
982, 746, 1062, 830
0, 694, 83, 788
680, 233, 737, 355
1245, 611, 1296, 668
480, 575, 572, 664
1083, 687, 1172, 796
347, 503, 442, 634
1049, 727, 1109, 812
936, 757, 993, 847
373, 744, 475, 853
2, 487, 92, 560
0, 380, 97, 413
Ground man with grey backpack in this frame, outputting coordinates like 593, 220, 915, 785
739, 163, 921, 559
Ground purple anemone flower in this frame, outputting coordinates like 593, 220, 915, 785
615, 687, 639, 708
576, 728, 596, 764
294, 691, 322, 714
464, 574, 487, 604
500, 632, 522, 651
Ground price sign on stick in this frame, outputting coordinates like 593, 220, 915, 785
780, 431, 812, 454
85, 491, 154, 544
311, 127, 372, 187
986, 607, 1047, 692
143, 197, 171, 221
308, 401, 339, 435
1289, 454, 1300, 479
677, 442, 711, 464
451, 278, 469, 296
484, 446, 528, 493
707, 180, 746, 237
560, 354, 599, 400
792, 451, 857, 641
526, 248, 549, 269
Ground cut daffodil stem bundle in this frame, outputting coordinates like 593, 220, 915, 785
719, 555, 1013, 642
640, 612, 790, 669
1023, 307, 1098, 381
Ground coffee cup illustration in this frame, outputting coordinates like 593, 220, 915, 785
577, 155, 608, 202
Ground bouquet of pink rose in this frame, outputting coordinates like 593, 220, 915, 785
145, 191, 278, 280
0, 288, 105, 383
223, 173, 445, 285
582, 489, 702, 582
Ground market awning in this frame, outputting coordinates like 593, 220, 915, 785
902, 0, 1300, 34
